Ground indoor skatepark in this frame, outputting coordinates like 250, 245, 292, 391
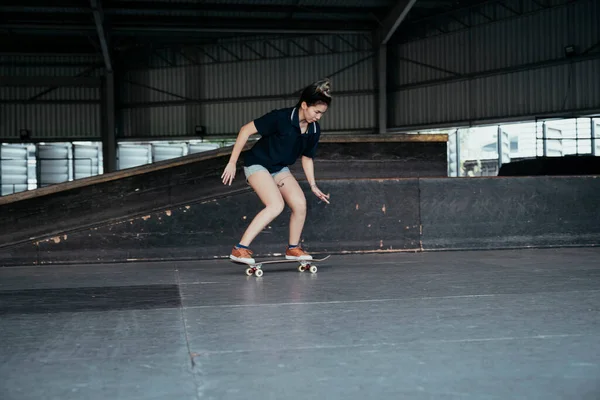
1, 0, 600, 399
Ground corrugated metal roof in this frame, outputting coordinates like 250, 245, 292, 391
123, 0, 296, 4
122, 0, 390, 5
119, 42, 376, 137
299, 0, 394, 6
390, 0, 600, 128
0, 104, 101, 139
113, 8, 289, 18
393, 0, 598, 87
0, 54, 102, 65
0, 64, 103, 78
290, 12, 376, 21
122, 91, 375, 137
0, 87, 99, 101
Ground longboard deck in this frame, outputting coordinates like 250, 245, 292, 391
232, 255, 331, 277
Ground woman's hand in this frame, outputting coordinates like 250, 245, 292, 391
221, 122, 258, 186
311, 184, 330, 204
221, 162, 237, 186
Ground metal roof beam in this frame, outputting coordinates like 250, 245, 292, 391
1, 20, 373, 35
0, 76, 101, 87
377, 0, 418, 44
0, 1, 388, 16
90, 0, 112, 72
0, 36, 99, 54
375, 0, 418, 136
106, 1, 386, 15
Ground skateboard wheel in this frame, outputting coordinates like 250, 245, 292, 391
255, 269, 263, 277
245, 268, 254, 276
309, 266, 317, 273
298, 265, 306, 272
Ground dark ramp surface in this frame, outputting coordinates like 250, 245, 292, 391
32, 179, 420, 263
5, 175, 599, 266
420, 176, 600, 250
2, 175, 600, 266
0, 136, 445, 249
1, 248, 599, 399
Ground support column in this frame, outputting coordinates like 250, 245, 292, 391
377, 45, 387, 134
497, 125, 503, 168
102, 72, 116, 173
91, 0, 116, 172
542, 122, 548, 157
375, 0, 418, 134
592, 118, 597, 156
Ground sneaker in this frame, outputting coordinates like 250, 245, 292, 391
285, 246, 313, 261
230, 246, 255, 264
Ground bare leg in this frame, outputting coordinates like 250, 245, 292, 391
238, 171, 285, 246
274, 171, 307, 246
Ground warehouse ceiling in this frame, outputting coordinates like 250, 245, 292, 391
0, 0, 496, 56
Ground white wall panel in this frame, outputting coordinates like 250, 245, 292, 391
0, 144, 31, 195
38, 143, 73, 186
117, 144, 152, 170
74, 143, 103, 179
152, 144, 186, 162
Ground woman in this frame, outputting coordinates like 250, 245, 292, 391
221, 79, 332, 264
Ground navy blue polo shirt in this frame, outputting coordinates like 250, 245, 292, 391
243, 107, 321, 173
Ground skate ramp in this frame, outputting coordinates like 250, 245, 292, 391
2, 173, 600, 266
0, 136, 447, 265
15, 179, 421, 264
420, 176, 600, 250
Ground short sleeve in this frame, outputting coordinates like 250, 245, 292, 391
253, 109, 279, 137
303, 123, 321, 158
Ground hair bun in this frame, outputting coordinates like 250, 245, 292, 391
296, 78, 333, 107
315, 79, 331, 98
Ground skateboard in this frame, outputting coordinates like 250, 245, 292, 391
234, 255, 331, 277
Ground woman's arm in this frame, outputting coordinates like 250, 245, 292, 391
221, 121, 258, 185
228, 121, 257, 165
301, 156, 330, 204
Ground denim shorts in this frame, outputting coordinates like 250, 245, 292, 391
243, 164, 290, 180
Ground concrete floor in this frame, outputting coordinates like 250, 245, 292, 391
1, 247, 599, 400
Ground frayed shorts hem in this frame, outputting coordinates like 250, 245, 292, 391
243, 164, 290, 181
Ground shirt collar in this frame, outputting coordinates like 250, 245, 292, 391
290, 107, 300, 128
291, 107, 316, 134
